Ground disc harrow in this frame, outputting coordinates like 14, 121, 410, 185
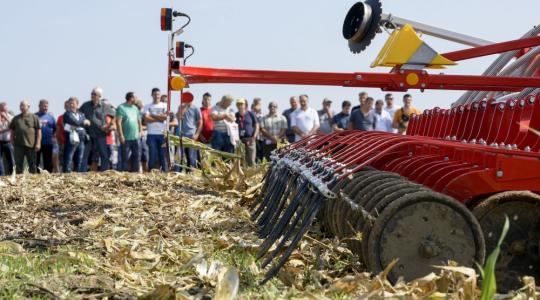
251, 95, 540, 290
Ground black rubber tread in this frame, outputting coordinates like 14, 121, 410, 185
360, 183, 425, 266
472, 191, 540, 292
366, 190, 485, 283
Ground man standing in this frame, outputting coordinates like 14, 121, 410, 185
352, 91, 369, 113
235, 98, 259, 166
175, 99, 202, 171
0, 102, 14, 175
291, 94, 319, 141
80, 87, 115, 171
349, 97, 376, 131
393, 94, 420, 134
35, 99, 56, 173
116, 92, 142, 172
384, 93, 399, 118
10, 100, 41, 174
331, 100, 352, 131
318, 98, 334, 134
210, 95, 236, 153
199, 92, 214, 144
374, 99, 393, 132
251, 97, 264, 163
143, 88, 168, 171
282, 96, 298, 143
260, 101, 287, 160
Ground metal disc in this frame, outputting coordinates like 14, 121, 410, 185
367, 191, 485, 282
473, 191, 540, 292
360, 183, 426, 268
343, 0, 383, 54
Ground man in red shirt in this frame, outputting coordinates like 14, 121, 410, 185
199, 92, 214, 144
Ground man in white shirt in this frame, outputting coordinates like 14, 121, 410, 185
374, 99, 393, 132
291, 94, 320, 141
384, 93, 400, 133
143, 88, 168, 171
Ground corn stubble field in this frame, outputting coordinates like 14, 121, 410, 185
0, 168, 538, 299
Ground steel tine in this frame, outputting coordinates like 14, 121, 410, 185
260, 194, 324, 284
256, 183, 309, 259
251, 167, 285, 220
258, 174, 302, 237
257, 170, 297, 227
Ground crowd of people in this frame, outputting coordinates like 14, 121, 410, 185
0, 88, 419, 175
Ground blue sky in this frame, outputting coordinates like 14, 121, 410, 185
1, 0, 538, 116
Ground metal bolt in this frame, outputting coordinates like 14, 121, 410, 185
525, 146, 531, 152
399, 83, 404, 87
496, 170, 503, 178
355, 75, 362, 80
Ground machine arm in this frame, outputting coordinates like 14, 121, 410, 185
180, 66, 540, 92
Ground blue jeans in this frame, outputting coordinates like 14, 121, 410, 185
0, 141, 14, 175
173, 145, 198, 172
147, 134, 168, 171
211, 131, 234, 153
82, 136, 110, 172
120, 140, 140, 172
63, 134, 85, 173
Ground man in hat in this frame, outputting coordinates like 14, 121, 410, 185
235, 98, 259, 167
318, 98, 334, 134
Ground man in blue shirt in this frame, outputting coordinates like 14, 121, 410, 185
349, 97, 376, 131
35, 99, 56, 173
175, 101, 202, 171
331, 100, 352, 131
235, 98, 259, 167
282, 96, 298, 143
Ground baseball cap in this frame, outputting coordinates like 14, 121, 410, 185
236, 98, 247, 105
323, 98, 332, 104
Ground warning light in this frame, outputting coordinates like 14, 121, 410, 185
170, 76, 186, 91
176, 41, 185, 58
161, 8, 172, 31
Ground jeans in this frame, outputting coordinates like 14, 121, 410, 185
36, 144, 54, 173
211, 131, 234, 153
63, 138, 85, 173
173, 146, 198, 172
0, 141, 14, 175
82, 136, 110, 172
147, 134, 168, 171
120, 140, 140, 172
14, 145, 37, 174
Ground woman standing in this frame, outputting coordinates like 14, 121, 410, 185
62, 97, 90, 172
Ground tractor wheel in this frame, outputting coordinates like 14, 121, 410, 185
472, 191, 540, 292
366, 191, 485, 283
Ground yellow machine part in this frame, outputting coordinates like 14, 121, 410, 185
371, 24, 456, 69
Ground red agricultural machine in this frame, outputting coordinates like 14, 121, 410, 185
161, 0, 540, 291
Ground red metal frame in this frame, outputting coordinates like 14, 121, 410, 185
176, 31, 540, 202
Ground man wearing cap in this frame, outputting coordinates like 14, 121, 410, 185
318, 98, 334, 134
174, 98, 202, 171
210, 95, 236, 153
331, 100, 352, 131
291, 94, 319, 141
235, 98, 259, 167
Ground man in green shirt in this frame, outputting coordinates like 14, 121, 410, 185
9, 100, 42, 174
116, 92, 142, 172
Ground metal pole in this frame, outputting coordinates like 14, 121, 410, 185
381, 13, 493, 47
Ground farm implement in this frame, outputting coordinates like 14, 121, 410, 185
160, 0, 540, 291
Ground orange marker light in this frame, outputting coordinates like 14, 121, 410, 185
170, 76, 186, 91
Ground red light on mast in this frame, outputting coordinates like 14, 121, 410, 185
161, 8, 172, 31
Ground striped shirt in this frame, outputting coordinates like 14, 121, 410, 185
261, 114, 287, 144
